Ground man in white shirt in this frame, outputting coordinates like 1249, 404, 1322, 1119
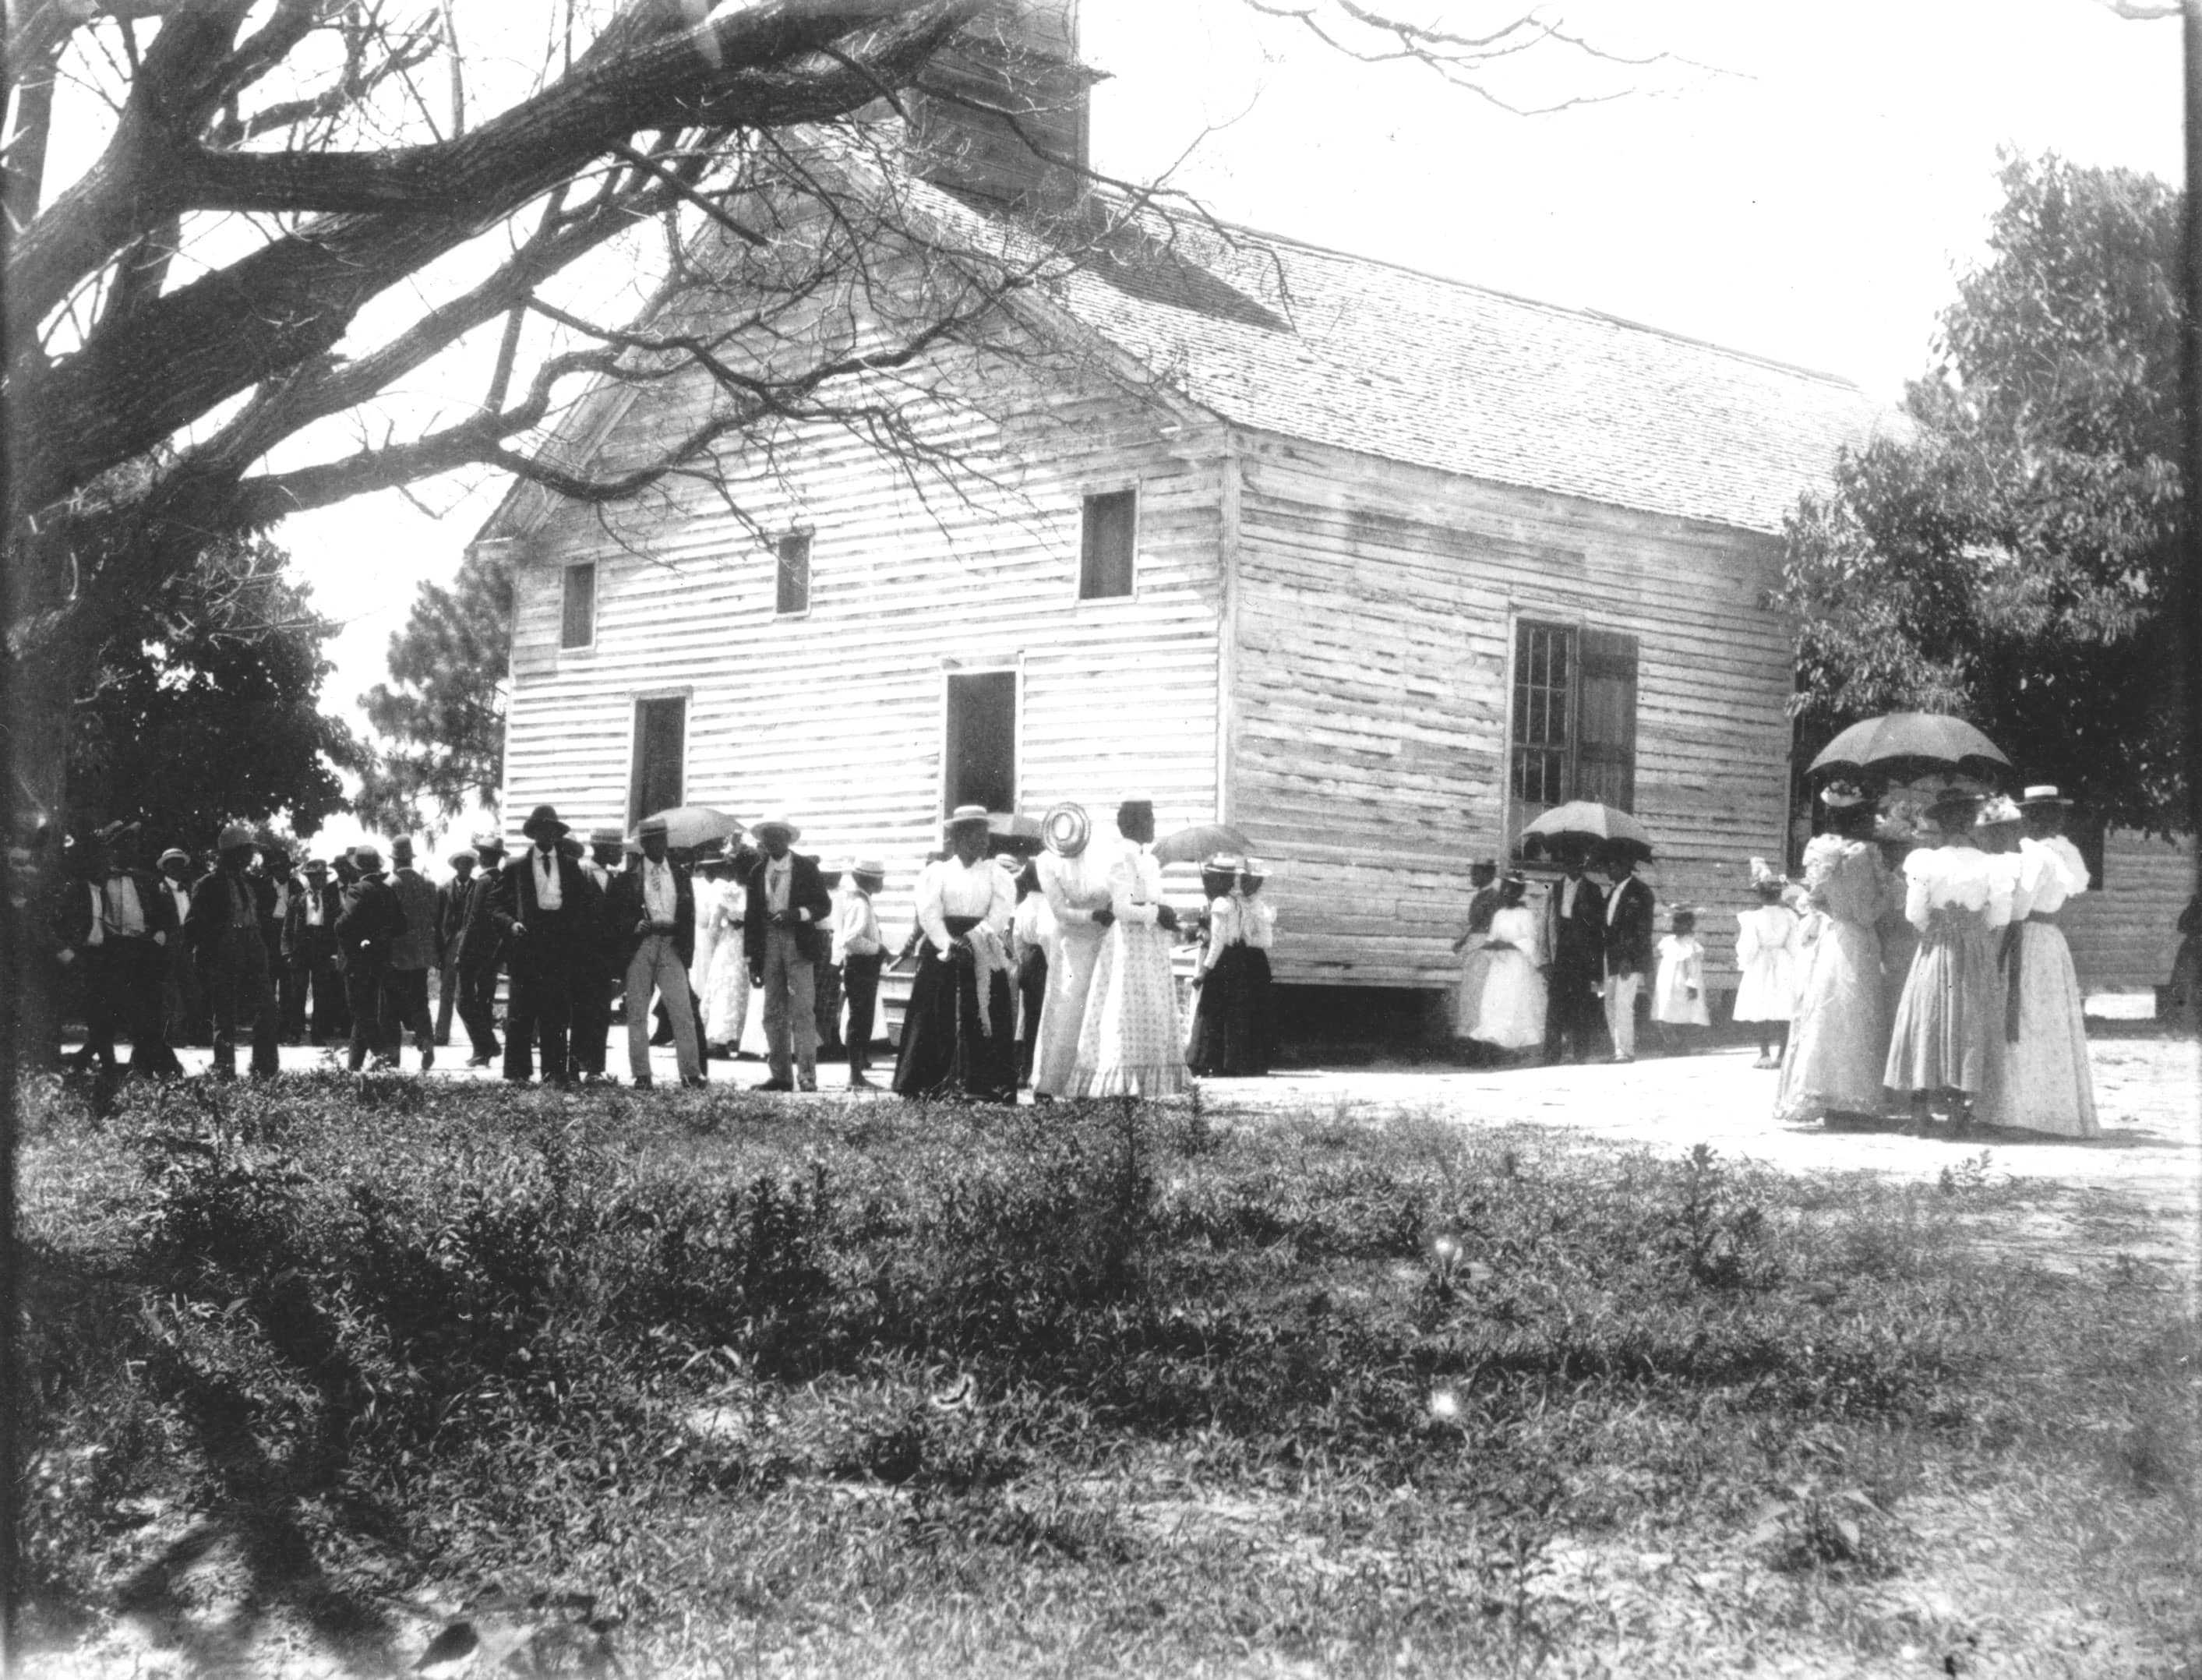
157, 848, 205, 1046
612, 815, 703, 1087
741, 814, 833, 1092
834, 859, 888, 1086
489, 805, 598, 1085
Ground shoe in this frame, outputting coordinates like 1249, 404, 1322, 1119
630, 1074, 654, 1088
465, 1054, 492, 1068
757, 1078, 793, 1093
680, 1075, 709, 1089
796, 1077, 817, 1093
420, 1047, 435, 1071
848, 1073, 875, 1090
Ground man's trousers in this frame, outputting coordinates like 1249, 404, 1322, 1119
457, 958, 502, 1061
759, 926, 817, 1085
385, 965, 433, 1062
841, 952, 883, 1075
626, 935, 700, 1082
1604, 971, 1643, 1062
504, 958, 573, 1085
207, 934, 281, 1079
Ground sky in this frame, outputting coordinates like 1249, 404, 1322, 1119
229, 0, 2183, 854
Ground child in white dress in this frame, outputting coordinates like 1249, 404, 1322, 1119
1652, 909, 1710, 1052
1732, 859, 1804, 1068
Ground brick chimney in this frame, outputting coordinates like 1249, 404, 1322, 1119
905, 0, 1093, 211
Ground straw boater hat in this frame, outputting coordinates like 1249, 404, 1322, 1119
588, 826, 626, 850
521, 804, 568, 842
157, 847, 189, 869
2020, 784, 2073, 807
944, 803, 990, 832
850, 858, 887, 885
1043, 802, 1090, 858
446, 849, 475, 867
750, 812, 800, 842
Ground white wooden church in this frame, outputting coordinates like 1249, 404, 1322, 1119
478, 1, 2185, 1020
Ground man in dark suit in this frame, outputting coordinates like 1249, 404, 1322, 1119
188, 825, 281, 1079
571, 828, 630, 1082
455, 833, 507, 1067
743, 814, 833, 1092
384, 837, 438, 1069
609, 814, 703, 1087
1600, 844, 1658, 1064
1540, 845, 1607, 1064
258, 843, 305, 1042
337, 845, 405, 1071
432, 849, 476, 1047
68, 823, 183, 1078
289, 857, 348, 1044
489, 806, 598, 1086
155, 847, 206, 1047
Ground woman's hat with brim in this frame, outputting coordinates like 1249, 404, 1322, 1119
944, 803, 990, 833
750, 813, 801, 842
471, 831, 506, 854
2020, 784, 2073, 807
1042, 802, 1090, 858
1201, 852, 1247, 874
1924, 786, 1985, 828
1819, 780, 1869, 809
1749, 856, 1782, 888
1974, 795, 2024, 828
521, 804, 569, 841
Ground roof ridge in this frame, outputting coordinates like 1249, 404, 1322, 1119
1176, 208, 1863, 392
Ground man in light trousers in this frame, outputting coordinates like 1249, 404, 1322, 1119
742, 814, 833, 1092
614, 815, 704, 1088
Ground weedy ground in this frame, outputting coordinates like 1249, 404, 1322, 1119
14, 1071, 2197, 1678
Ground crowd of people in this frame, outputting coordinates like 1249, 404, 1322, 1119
5, 795, 1280, 1101
1446, 782, 2101, 1138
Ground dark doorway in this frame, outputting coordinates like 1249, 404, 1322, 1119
944, 671, 1016, 814
630, 695, 686, 826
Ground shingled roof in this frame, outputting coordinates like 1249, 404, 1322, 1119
1032, 204, 1888, 536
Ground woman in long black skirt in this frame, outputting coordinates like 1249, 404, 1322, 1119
892, 806, 1020, 1103
1187, 856, 1277, 1077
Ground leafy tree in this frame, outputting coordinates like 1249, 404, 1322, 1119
354, 549, 513, 835
1776, 153, 2184, 833
68, 533, 358, 845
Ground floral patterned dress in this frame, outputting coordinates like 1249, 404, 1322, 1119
1065, 842, 1190, 1098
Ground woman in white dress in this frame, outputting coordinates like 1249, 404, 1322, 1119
2000, 787, 2098, 1136
1885, 789, 2017, 1131
1470, 876, 1547, 1056
1732, 859, 1804, 1068
1032, 805, 1114, 1099
1776, 789, 1894, 1128
700, 854, 753, 1051
1066, 798, 1189, 1099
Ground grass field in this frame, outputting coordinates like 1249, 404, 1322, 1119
15, 1073, 2198, 1677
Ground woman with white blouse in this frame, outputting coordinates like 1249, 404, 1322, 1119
1884, 789, 2017, 1131
1187, 855, 1277, 1077
1065, 797, 1190, 1099
1032, 810, 1115, 1098
891, 806, 1018, 1102
2002, 787, 2099, 1136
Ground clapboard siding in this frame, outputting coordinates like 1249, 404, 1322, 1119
2065, 829, 2195, 992
1225, 431, 1792, 991
501, 344, 1229, 940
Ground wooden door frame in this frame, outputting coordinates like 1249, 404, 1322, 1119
937, 656, 1025, 817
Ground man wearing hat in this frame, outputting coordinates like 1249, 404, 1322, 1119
563, 828, 629, 1081
1541, 843, 1607, 1066
742, 814, 832, 1092
490, 806, 598, 1085
834, 859, 888, 1086
433, 849, 478, 1047
384, 838, 439, 1070
255, 842, 305, 1043
187, 824, 281, 1079
156, 847, 206, 1047
290, 856, 348, 1045
337, 845, 405, 1071
74, 821, 183, 1078
454, 832, 508, 1067
609, 814, 703, 1086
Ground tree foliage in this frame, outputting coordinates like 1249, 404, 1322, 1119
68, 533, 357, 845
1775, 153, 2184, 832
354, 549, 513, 835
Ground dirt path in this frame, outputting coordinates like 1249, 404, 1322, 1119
1202, 1033, 2202, 1281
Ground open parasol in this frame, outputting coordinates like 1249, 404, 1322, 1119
1519, 801, 1653, 863
1153, 821, 1251, 866
1806, 712, 2010, 787
633, 806, 744, 850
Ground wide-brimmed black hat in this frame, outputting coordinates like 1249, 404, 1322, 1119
521, 804, 568, 841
